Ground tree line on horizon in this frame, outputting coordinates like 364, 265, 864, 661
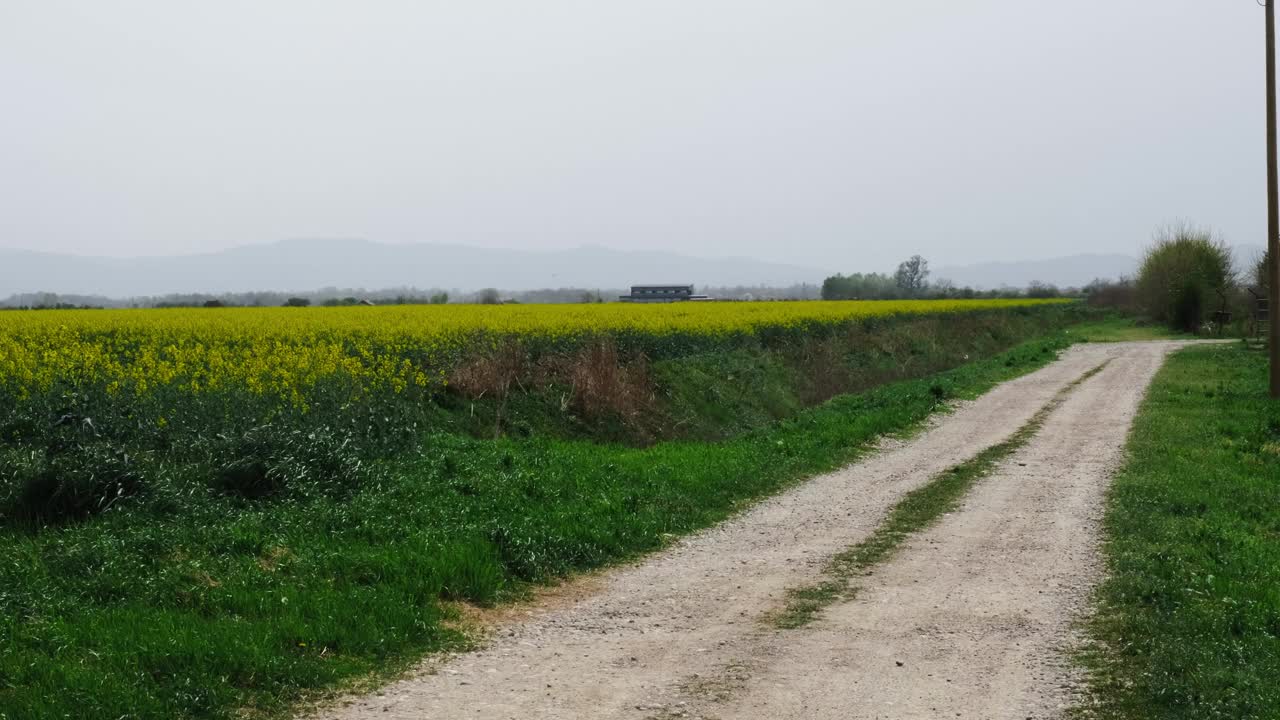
821, 255, 1067, 301
11, 253, 1166, 311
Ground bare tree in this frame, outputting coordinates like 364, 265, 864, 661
894, 255, 930, 295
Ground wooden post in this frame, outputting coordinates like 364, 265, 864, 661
1268, 0, 1280, 396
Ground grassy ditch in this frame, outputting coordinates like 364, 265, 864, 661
0, 328, 1082, 720
1080, 343, 1280, 719
455, 305, 1085, 443
772, 360, 1110, 629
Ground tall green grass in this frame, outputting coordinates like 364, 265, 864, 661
1081, 343, 1280, 719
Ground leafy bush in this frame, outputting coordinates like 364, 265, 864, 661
1135, 225, 1234, 332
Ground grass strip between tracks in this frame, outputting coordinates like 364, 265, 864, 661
772, 360, 1111, 630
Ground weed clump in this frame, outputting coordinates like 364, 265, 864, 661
0, 443, 144, 526
205, 425, 371, 501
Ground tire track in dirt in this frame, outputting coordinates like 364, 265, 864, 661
676, 341, 1185, 719
309, 342, 1183, 720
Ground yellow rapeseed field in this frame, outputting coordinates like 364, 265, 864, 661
0, 299, 1065, 401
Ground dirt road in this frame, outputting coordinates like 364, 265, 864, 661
313, 341, 1186, 720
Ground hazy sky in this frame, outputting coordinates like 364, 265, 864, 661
0, 1, 1266, 270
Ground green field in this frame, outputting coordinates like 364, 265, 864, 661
1082, 343, 1280, 719
0, 303, 1083, 719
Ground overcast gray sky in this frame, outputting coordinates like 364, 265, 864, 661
0, 1, 1266, 270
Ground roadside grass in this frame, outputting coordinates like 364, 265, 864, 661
1079, 343, 1280, 719
0, 333, 1077, 720
1067, 315, 1189, 343
772, 360, 1110, 629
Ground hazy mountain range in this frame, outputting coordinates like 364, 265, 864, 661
0, 240, 823, 297
0, 239, 1266, 299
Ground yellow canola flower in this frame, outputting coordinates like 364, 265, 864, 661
0, 299, 1068, 406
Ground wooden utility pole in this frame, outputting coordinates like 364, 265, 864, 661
1268, 0, 1280, 397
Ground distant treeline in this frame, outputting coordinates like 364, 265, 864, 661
0, 265, 1102, 310
821, 274, 1071, 301
821, 255, 1074, 301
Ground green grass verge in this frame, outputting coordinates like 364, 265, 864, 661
772, 360, 1110, 629
1066, 315, 1190, 343
0, 333, 1079, 720
1080, 343, 1280, 719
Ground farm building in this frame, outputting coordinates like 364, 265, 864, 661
619, 284, 709, 303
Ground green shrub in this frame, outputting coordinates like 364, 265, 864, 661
1135, 225, 1234, 332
